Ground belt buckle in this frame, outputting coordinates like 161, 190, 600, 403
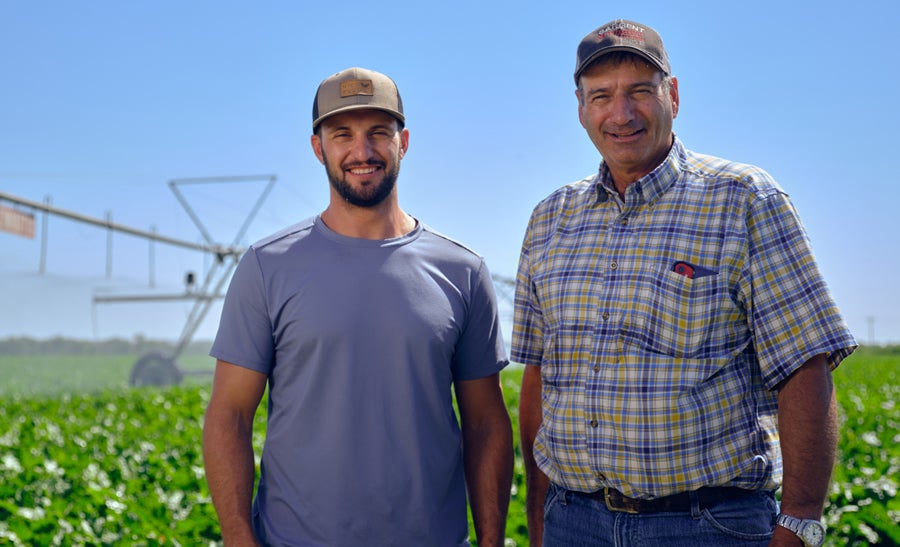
604, 487, 639, 514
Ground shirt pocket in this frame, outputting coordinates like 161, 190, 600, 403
622, 268, 722, 358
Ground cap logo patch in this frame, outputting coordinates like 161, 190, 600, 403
340, 79, 374, 98
598, 26, 645, 44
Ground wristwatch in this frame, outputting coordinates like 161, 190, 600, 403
776, 513, 826, 546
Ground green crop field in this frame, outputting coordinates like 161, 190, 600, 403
1, 345, 897, 546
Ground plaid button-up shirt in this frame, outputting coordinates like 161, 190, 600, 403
511, 138, 856, 498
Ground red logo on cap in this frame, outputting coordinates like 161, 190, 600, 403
598, 28, 645, 43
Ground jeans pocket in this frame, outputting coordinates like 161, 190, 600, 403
700, 490, 776, 540
543, 483, 564, 520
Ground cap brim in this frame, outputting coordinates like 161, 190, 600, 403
575, 46, 668, 82
312, 105, 406, 132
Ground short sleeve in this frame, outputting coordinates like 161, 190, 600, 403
451, 259, 508, 381
744, 192, 856, 388
209, 247, 276, 374
511, 210, 544, 367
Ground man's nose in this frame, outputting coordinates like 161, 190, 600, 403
348, 135, 375, 160
608, 94, 636, 124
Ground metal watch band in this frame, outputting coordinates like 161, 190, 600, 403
776, 513, 825, 547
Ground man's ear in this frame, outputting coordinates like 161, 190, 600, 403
399, 128, 410, 159
669, 76, 680, 119
311, 133, 325, 164
575, 88, 587, 129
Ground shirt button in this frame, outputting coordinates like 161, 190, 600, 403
601, 311, 610, 320
589, 419, 599, 428
610, 261, 618, 270
593, 365, 600, 373
620, 217, 628, 225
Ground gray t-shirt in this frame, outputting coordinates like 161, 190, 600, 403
211, 216, 508, 547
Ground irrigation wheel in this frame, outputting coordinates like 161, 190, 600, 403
129, 352, 184, 387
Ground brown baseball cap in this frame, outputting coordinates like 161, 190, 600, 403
574, 19, 670, 83
312, 67, 405, 132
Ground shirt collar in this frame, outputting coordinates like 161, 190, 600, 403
594, 136, 685, 205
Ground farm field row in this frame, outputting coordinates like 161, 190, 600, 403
1, 347, 897, 545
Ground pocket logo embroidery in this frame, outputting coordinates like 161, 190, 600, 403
671, 261, 717, 279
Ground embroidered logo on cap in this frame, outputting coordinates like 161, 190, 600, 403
340, 79, 374, 97
597, 21, 646, 45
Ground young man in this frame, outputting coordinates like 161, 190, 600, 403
203, 67, 513, 547
513, 21, 856, 547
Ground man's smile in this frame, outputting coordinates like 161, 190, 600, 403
607, 127, 644, 140
344, 162, 384, 176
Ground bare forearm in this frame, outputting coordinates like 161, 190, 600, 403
777, 354, 837, 519
463, 413, 514, 547
456, 374, 514, 547
522, 456, 549, 547
519, 365, 548, 547
203, 414, 260, 546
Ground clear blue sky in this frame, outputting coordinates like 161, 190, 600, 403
1, 0, 898, 345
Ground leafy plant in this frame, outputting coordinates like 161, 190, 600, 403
0, 346, 897, 545
0, 387, 230, 546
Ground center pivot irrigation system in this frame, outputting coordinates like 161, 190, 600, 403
2, 178, 518, 387
0, 175, 276, 386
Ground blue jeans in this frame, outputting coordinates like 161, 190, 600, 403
543, 483, 776, 546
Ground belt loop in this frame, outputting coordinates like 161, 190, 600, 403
689, 490, 701, 519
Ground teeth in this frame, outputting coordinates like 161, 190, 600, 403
350, 167, 377, 175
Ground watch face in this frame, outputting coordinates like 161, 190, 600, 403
800, 521, 826, 546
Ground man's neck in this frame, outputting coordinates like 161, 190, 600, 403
604, 135, 676, 198
320, 202, 416, 240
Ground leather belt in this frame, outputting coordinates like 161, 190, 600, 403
584, 486, 753, 514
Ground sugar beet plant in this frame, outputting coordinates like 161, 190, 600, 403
826, 348, 900, 546
0, 387, 255, 546
1, 348, 898, 545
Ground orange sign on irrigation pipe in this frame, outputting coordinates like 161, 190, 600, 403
0, 204, 36, 239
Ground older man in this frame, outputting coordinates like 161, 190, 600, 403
514, 20, 856, 547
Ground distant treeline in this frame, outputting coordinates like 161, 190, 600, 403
0, 336, 214, 356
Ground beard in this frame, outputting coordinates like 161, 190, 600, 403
322, 150, 399, 208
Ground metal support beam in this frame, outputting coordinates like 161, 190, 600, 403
1, 177, 275, 377
0, 191, 243, 258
